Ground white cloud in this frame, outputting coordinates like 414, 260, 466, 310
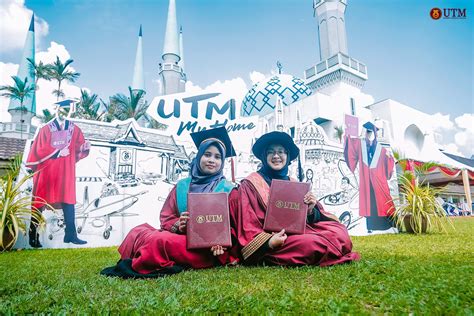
34, 42, 82, 115
430, 112, 454, 130
0, 0, 49, 52
204, 77, 248, 105
0, 62, 19, 121
36, 42, 73, 66
249, 71, 266, 85
184, 80, 203, 93
454, 131, 467, 146
430, 112, 474, 158
454, 113, 474, 130
0, 42, 83, 123
185, 77, 248, 106
443, 143, 463, 157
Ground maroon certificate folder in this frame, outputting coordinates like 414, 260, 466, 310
263, 179, 310, 234
186, 192, 232, 249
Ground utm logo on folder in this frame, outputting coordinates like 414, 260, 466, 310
275, 200, 301, 210
196, 215, 223, 223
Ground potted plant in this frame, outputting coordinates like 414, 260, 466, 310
390, 158, 452, 234
0, 155, 45, 251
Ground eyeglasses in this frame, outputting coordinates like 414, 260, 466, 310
266, 149, 287, 157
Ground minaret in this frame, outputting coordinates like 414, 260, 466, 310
275, 96, 284, 132
132, 25, 145, 93
132, 25, 147, 127
315, 0, 348, 60
178, 26, 186, 92
8, 13, 36, 134
295, 109, 305, 164
305, 0, 367, 91
159, 0, 186, 95
179, 26, 185, 72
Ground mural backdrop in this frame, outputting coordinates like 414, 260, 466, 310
17, 92, 399, 249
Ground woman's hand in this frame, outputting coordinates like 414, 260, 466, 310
82, 140, 91, 151
59, 147, 70, 157
304, 191, 317, 215
268, 229, 287, 249
178, 211, 190, 233
210, 245, 227, 256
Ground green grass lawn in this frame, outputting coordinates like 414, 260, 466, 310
1, 218, 473, 314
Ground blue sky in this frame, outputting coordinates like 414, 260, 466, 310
1, 0, 472, 117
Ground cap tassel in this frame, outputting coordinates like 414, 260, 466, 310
230, 157, 236, 183
298, 156, 304, 182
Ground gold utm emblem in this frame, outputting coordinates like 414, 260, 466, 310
430, 8, 441, 20
196, 215, 205, 224
275, 200, 284, 208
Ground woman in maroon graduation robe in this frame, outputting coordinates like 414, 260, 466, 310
102, 128, 239, 278
234, 131, 360, 266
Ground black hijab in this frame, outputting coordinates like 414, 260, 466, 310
257, 144, 290, 186
189, 139, 226, 193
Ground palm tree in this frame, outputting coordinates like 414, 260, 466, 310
334, 125, 344, 144
109, 87, 148, 121
101, 98, 118, 123
49, 56, 80, 100
26, 57, 52, 88
75, 89, 104, 121
145, 115, 168, 130
0, 76, 35, 139
38, 109, 55, 124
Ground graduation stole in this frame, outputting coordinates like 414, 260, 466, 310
49, 119, 75, 150
176, 177, 235, 214
245, 172, 297, 209
361, 139, 382, 169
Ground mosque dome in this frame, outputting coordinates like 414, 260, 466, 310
241, 74, 312, 117
298, 121, 327, 146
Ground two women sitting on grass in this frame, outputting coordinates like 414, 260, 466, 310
102, 129, 359, 278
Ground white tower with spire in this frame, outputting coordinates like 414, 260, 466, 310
178, 26, 186, 92
305, 0, 367, 93
275, 96, 284, 132
131, 25, 148, 127
2, 13, 36, 139
132, 25, 145, 93
159, 0, 186, 95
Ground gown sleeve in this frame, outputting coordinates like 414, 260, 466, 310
26, 126, 59, 170
343, 136, 360, 173
236, 180, 273, 263
159, 186, 181, 233
384, 148, 395, 179
74, 126, 90, 161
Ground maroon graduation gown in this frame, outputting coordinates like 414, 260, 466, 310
233, 172, 360, 266
344, 136, 395, 217
26, 119, 89, 209
118, 186, 240, 274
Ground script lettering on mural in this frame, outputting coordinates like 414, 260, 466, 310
148, 91, 257, 139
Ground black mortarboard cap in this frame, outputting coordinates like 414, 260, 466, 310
252, 131, 299, 162
363, 121, 379, 132
54, 99, 76, 107
190, 127, 236, 158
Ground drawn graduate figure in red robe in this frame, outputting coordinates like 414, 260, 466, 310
344, 121, 395, 233
26, 99, 90, 247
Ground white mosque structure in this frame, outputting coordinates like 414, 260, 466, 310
237, 0, 473, 215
